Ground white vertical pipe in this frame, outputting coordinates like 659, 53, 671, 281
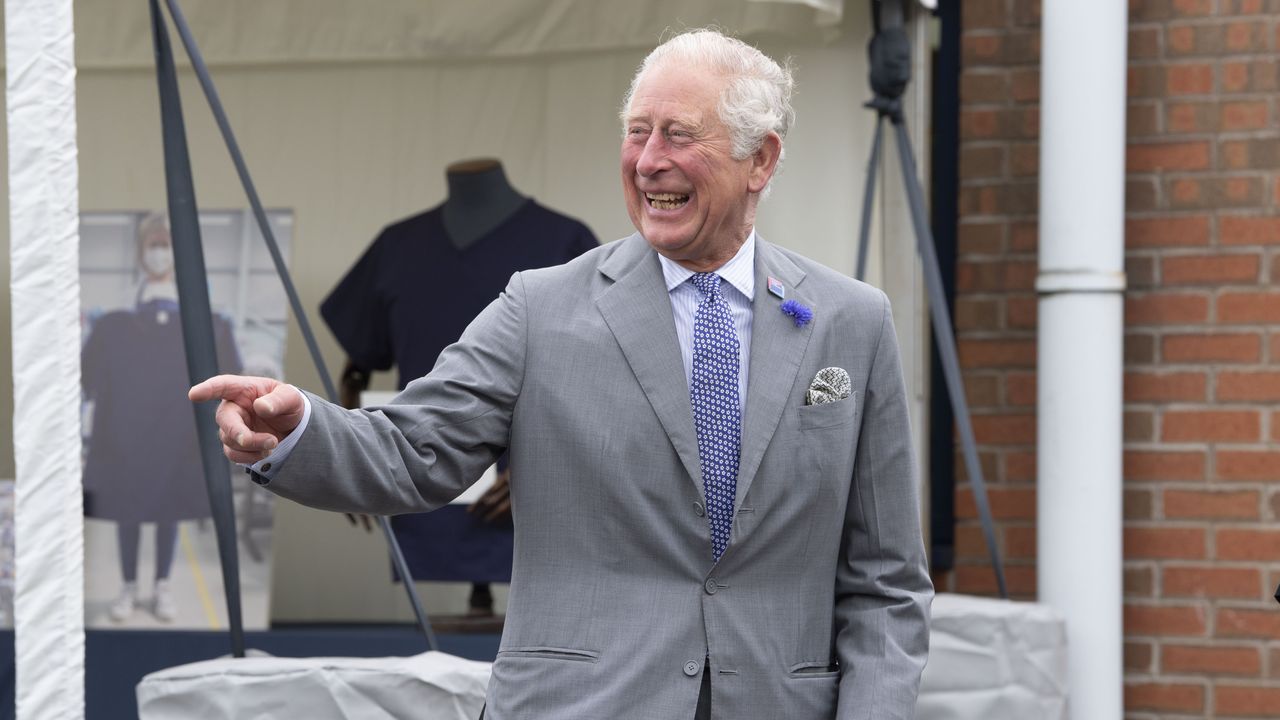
1037, 2, 1127, 720
5, 0, 85, 717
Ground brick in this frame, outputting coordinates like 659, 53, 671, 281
1125, 293, 1210, 324
1218, 372, 1280, 402
1218, 451, 1280, 481
1128, 101, 1160, 137
1166, 100, 1217, 133
1164, 565, 1262, 597
1010, 1, 1039, 27
953, 563, 1037, 596
1128, 64, 1166, 98
958, 222, 1005, 254
1223, 60, 1279, 93
1127, 565, 1156, 596
1167, 22, 1225, 56
1126, 603, 1208, 636
1220, 100, 1270, 130
1162, 253, 1259, 285
1217, 528, 1280, 561
1162, 410, 1261, 442
1126, 488, 1155, 520
1125, 450, 1206, 481
1125, 371, 1207, 401
1173, 0, 1215, 15
959, 339, 1036, 368
1221, 215, 1280, 245
1009, 143, 1038, 177
965, 375, 1000, 407
960, 71, 1008, 104
960, 145, 1005, 180
970, 413, 1037, 445
1125, 682, 1205, 713
955, 297, 1002, 331
1010, 221, 1037, 250
1222, 138, 1280, 171
1162, 644, 1262, 676
962, 31, 1040, 66
1162, 333, 1260, 363
1127, 178, 1160, 211
1127, 255, 1157, 289
954, 451, 1000, 484
1126, 333, 1157, 364
1165, 489, 1260, 519
964, 0, 1007, 29
1219, 607, 1280, 639
1224, 20, 1270, 52
1126, 410, 1155, 442
1006, 373, 1036, 406
1004, 451, 1035, 482
1166, 63, 1215, 95
1125, 526, 1207, 559
1009, 68, 1039, 102
1223, 0, 1280, 12
1004, 525, 1036, 557
959, 183, 1038, 216
1126, 215, 1211, 247
1216, 685, 1280, 716
1219, 292, 1280, 323
960, 108, 1000, 139
1168, 176, 1266, 209
1128, 140, 1212, 172
957, 259, 1038, 291
953, 525, 988, 559
1127, 641, 1154, 672
1129, 26, 1161, 60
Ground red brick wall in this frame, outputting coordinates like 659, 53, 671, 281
952, 1, 1280, 716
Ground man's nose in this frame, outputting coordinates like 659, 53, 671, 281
634, 133, 671, 177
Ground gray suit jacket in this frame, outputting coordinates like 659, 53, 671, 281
266, 234, 933, 719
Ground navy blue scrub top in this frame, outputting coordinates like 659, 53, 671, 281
320, 199, 597, 583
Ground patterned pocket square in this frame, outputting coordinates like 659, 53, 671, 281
806, 367, 851, 405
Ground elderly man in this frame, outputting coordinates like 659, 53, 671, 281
191, 29, 932, 720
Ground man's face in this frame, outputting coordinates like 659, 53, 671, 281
621, 64, 774, 270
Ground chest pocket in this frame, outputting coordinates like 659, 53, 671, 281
797, 391, 859, 431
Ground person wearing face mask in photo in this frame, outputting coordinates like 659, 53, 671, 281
81, 212, 242, 623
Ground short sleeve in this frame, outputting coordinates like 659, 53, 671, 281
320, 234, 394, 371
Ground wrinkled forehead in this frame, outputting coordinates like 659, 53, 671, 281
624, 66, 725, 127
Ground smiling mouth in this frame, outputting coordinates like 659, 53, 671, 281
646, 192, 689, 210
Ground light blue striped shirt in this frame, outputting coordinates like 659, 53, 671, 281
657, 231, 755, 411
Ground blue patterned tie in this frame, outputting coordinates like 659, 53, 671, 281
689, 272, 741, 561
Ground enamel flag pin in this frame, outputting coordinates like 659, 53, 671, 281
767, 276, 785, 299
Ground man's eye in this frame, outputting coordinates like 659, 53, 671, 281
627, 126, 649, 137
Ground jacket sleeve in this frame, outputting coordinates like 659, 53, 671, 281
835, 290, 934, 719
262, 271, 527, 516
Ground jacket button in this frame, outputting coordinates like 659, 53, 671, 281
260, 462, 272, 473
704, 578, 718, 595
684, 660, 700, 676
694, 502, 705, 517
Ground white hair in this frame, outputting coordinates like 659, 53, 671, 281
621, 29, 796, 182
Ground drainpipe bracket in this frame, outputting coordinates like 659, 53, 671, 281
1035, 270, 1127, 295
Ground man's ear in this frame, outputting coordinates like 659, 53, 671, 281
747, 132, 783, 194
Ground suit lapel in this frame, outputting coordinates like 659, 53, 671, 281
596, 235, 704, 494
735, 238, 812, 514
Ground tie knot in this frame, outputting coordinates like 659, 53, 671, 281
691, 272, 721, 298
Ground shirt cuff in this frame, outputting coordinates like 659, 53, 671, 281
244, 385, 311, 484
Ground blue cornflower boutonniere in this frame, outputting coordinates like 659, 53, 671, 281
780, 299, 813, 327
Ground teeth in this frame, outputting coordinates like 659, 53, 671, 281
646, 192, 689, 210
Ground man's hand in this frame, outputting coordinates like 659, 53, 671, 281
188, 374, 305, 464
469, 468, 512, 523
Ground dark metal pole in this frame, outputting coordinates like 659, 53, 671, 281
149, 0, 245, 656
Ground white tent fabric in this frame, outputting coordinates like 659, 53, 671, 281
4, 0, 85, 718
0, 0, 844, 70
136, 651, 491, 720
916, 594, 1068, 720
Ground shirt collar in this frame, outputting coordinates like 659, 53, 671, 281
657, 229, 756, 301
